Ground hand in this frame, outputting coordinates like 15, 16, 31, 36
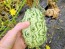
0, 22, 30, 49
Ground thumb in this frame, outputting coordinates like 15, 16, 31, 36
13, 21, 30, 32
0, 21, 30, 49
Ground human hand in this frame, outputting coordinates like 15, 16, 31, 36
0, 22, 30, 49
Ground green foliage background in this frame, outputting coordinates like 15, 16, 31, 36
0, 0, 26, 38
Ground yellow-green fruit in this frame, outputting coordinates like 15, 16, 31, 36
22, 8, 47, 48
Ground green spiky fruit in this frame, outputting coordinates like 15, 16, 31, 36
22, 8, 47, 48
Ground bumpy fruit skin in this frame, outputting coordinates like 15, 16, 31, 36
22, 8, 47, 48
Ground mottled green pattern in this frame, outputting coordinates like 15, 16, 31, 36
22, 8, 47, 48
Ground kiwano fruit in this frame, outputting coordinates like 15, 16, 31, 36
22, 8, 47, 48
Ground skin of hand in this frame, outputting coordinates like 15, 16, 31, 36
0, 21, 30, 49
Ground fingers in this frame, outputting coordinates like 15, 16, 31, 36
12, 32, 26, 49
0, 21, 30, 49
